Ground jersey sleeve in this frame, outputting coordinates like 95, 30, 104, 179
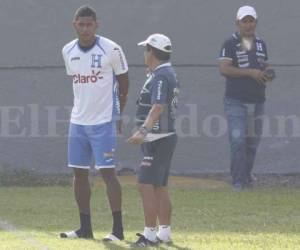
219, 40, 234, 61
151, 75, 169, 105
61, 48, 72, 76
110, 45, 128, 75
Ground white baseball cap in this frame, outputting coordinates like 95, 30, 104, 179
137, 33, 172, 53
236, 5, 257, 20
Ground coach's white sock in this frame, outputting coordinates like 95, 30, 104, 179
157, 225, 171, 242
143, 227, 157, 242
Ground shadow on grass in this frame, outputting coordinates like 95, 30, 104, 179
159, 242, 193, 250
101, 240, 193, 250
96, 240, 129, 250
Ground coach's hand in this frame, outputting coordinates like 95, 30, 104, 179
263, 68, 276, 82
249, 69, 269, 84
127, 131, 145, 145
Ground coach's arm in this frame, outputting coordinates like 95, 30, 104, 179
116, 72, 129, 134
219, 59, 268, 84
127, 104, 164, 145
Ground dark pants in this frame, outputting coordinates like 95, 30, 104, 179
224, 98, 264, 186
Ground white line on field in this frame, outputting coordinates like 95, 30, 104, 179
0, 218, 50, 250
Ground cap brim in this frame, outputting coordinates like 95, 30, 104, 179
137, 40, 148, 46
237, 14, 257, 20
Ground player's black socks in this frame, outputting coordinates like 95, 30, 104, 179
78, 213, 93, 238
112, 211, 124, 239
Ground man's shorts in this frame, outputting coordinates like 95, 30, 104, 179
138, 134, 177, 187
68, 122, 116, 170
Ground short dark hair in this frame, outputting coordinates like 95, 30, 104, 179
74, 5, 97, 21
147, 44, 171, 61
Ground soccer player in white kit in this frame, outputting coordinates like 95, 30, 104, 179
60, 5, 129, 241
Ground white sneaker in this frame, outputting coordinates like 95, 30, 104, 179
103, 233, 123, 241
60, 231, 79, 238
60, 230, 93, 239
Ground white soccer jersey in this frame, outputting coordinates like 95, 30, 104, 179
62, 35, 128, 125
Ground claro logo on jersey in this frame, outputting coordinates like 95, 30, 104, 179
72, 70, 103, 84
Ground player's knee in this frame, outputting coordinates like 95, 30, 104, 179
100, 169, 117, 183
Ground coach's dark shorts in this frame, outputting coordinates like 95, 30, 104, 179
138, 134, 177, 187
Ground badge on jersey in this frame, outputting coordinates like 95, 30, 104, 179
91, 54, 102, 68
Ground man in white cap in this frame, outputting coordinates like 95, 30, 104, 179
128, 33, 180, 247
218, 6, 275, 190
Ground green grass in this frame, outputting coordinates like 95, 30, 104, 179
0, 177, 300, 249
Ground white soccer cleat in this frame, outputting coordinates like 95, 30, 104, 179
60, 231, 79, 238
60, 230, 93, 239
103, 233, 123, 241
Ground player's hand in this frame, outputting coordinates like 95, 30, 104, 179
116, 119, 123, 135
249, 69, 269, 85
127, 131, 145, 145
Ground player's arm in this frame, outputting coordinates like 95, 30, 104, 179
110, 44, 129, 112
219, 59, 268, 84
110, 44, 129, 135
116, 73, 129, 114
115, 73, 129, 135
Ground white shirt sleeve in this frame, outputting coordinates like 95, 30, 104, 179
61, 48, 72, 76
110, 45, 128, 75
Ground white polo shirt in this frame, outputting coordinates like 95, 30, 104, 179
62, 35, 128, 125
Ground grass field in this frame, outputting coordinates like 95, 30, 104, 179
0, 176, 300, 250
